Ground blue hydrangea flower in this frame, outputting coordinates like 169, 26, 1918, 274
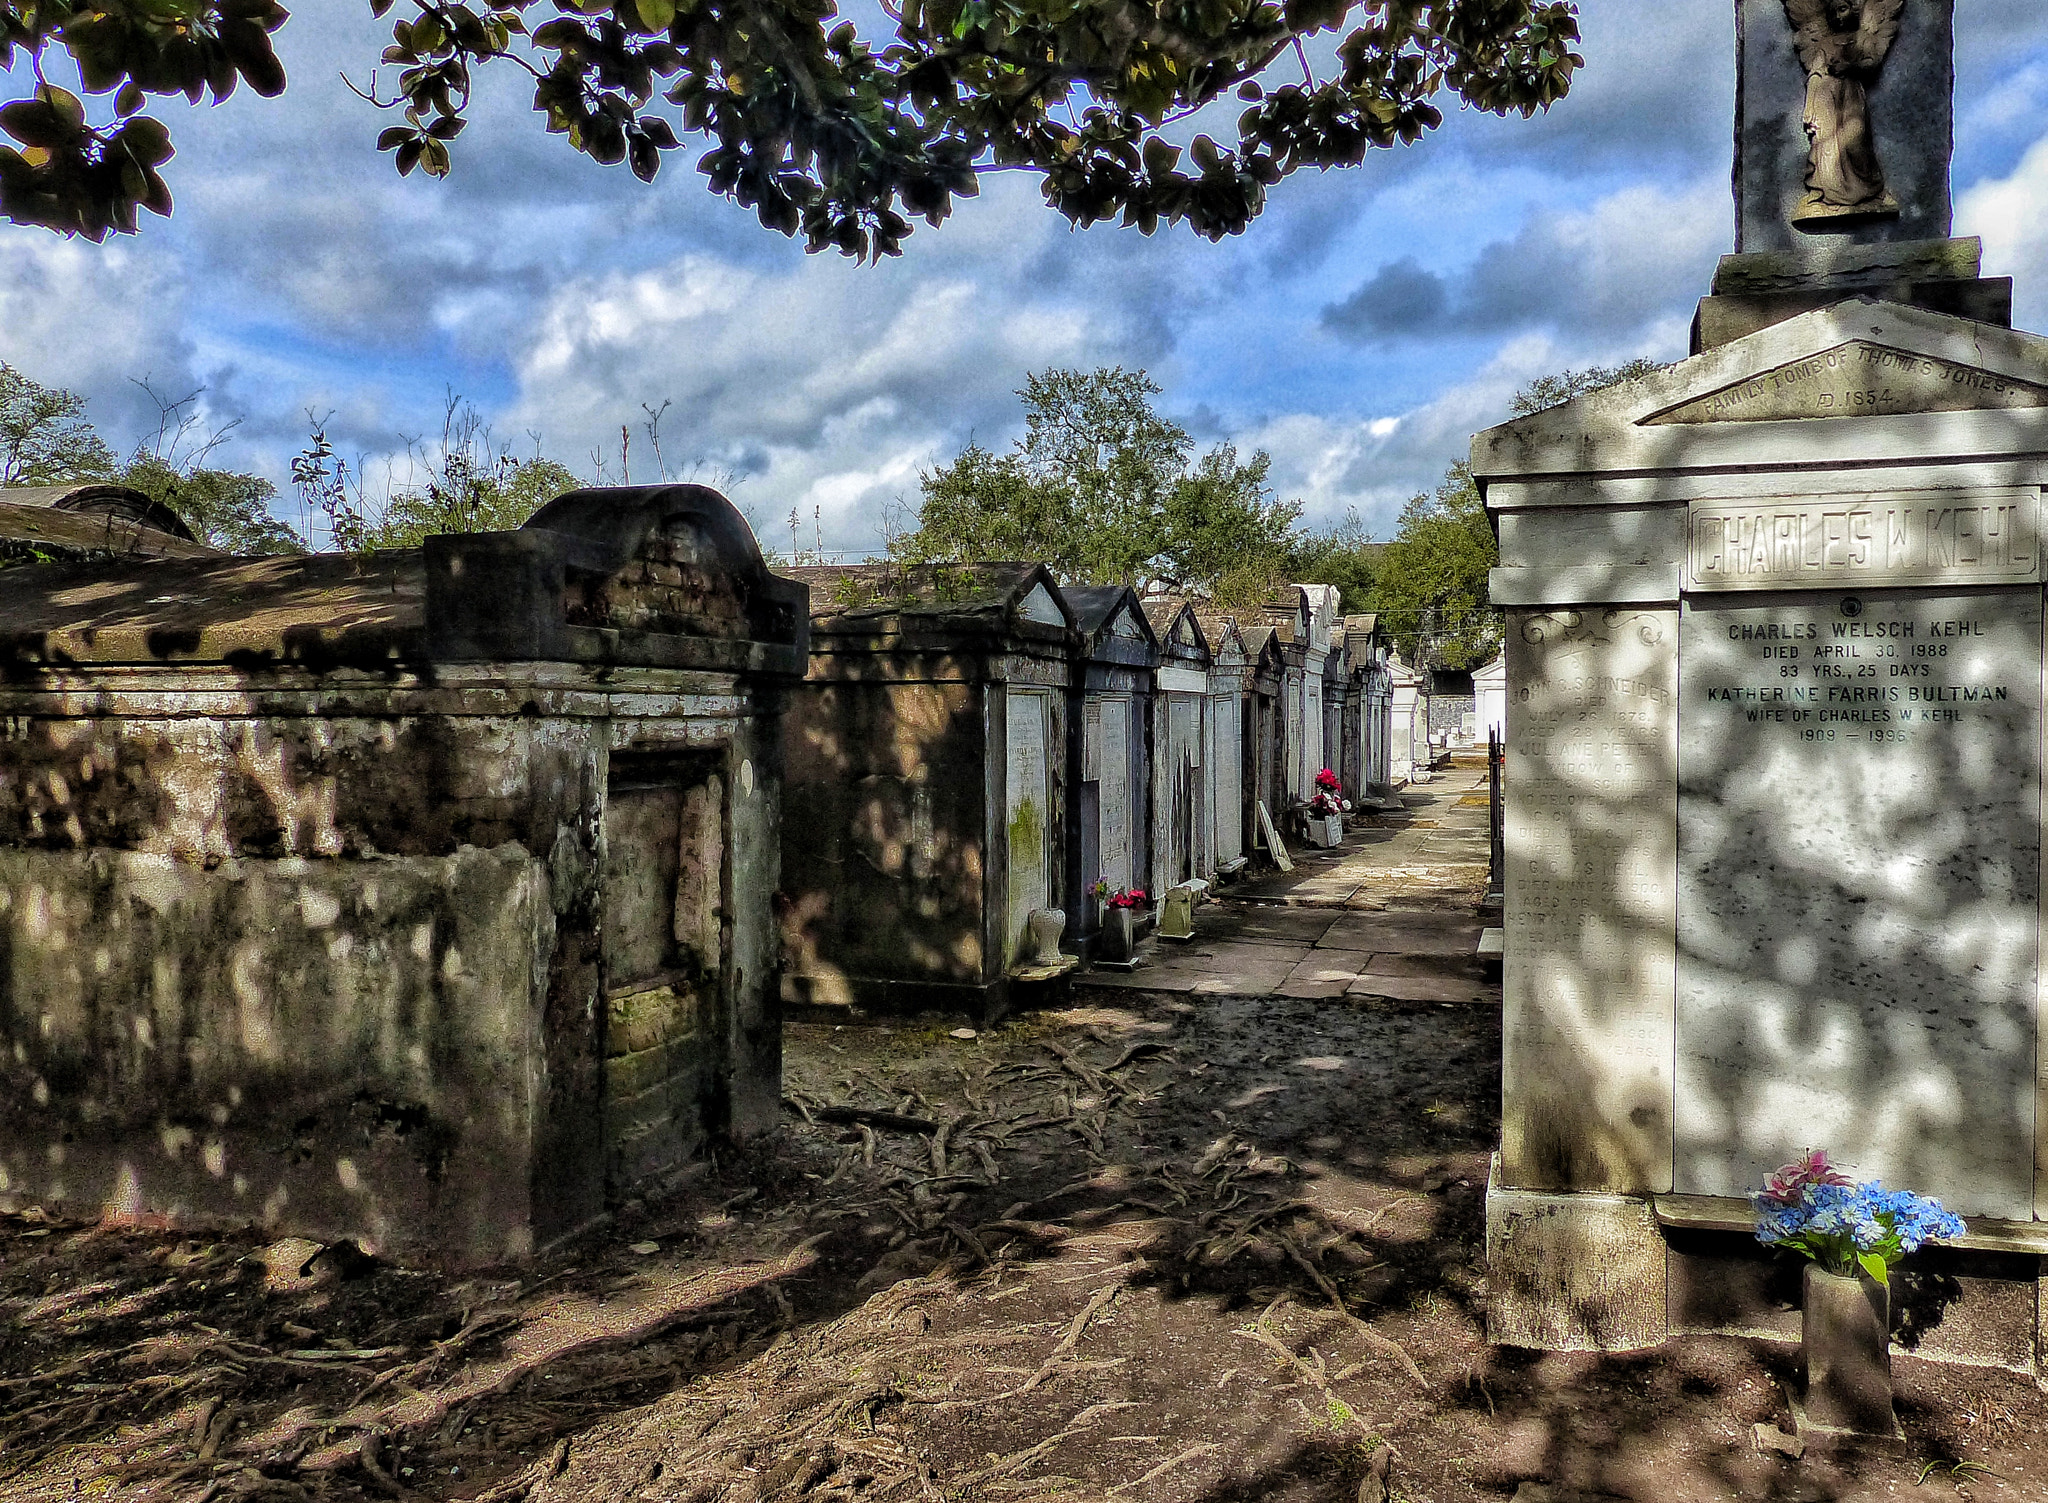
1749, 1160, 1965, 1275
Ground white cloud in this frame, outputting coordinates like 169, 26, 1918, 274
3, 0, 2046, 568
0, 232, 202, 439
501, 188, 1142, 550
1959, 131, 2048, 331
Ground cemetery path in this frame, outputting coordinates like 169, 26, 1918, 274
1228, 761, 1494, 912
4, 853, 2046, 1502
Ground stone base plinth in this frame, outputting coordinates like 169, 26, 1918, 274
1484, 1158, 1668, 1352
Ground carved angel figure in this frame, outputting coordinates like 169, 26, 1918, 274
1782, 0, 1906, 210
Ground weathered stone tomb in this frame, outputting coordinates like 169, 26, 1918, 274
1144, 598, 1214, 895
0, 486, 805, 1265
1062, 586, 1157, 953
0, 483, 215, 566
1198, 610, 1253, 874
776, 563, 1073, 1018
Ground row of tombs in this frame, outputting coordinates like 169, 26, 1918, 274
0, 481, 1428, 1266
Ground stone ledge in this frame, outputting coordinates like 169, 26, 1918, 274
1694, 280, 2013, 351
1653, 1193, 2048, 1256
1711, 237, 1983, 296
1487, 565, 1681, 608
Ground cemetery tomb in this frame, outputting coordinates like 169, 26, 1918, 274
1321, 633, 1348, 796
778, 563, 1075, 1018
1199, 611, 1253, 869
1145, 599, 1214, 895
1064, 587, 1158, 956
1477, 0, 2048, 1366
0, 486, 807, 1266
1344, 615, 1401, 810
0, 483, 218, 566
1387, 656, 1429, 785
1242, 625, 1288, 845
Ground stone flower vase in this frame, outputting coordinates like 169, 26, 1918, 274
1027, 908, 1067, 966
1098, 905, 1136, 965
1802, 1263, 1895, 1434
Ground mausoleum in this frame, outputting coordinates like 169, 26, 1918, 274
777, 563, 1074, 1018
0, 486, 807, 1266
1481, 0, 2048, 1374
1064, 586, 1158, 955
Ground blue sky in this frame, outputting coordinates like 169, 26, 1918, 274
6, 2, 2048, 554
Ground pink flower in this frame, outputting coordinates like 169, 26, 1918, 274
1761, 1149, 1853, 1204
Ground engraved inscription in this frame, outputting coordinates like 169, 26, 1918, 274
1647, 344, 2048, 426
1688, 489, 2041, 591
1502, 609, 1677, 1195
1676, 592, 2042, 1218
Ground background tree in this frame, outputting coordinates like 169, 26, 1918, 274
119, 452, 302, 552
1, 1, 1580, 257
1508, 357, 1667, 417
1283, 506, 1378, 614
114, 380, 302, 551
1368, 461, 1496, 668
0, 364, 116, 484
1366, 357, 1671, 667
892, 366, 1298, 594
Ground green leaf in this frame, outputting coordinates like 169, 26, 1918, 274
635, 0, 678, 31
1857, 1251, 1889, 1287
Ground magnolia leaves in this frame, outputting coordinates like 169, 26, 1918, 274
0, 1, 288, 240
365, 0, 1582, 258
0, 83, 176, 238
1, 0, 1580, 256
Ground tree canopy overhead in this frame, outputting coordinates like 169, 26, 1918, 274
1, 0, 1581, 255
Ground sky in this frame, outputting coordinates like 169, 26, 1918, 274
6, 2, 2048, 555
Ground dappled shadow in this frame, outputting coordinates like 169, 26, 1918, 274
0, 972, 1513, 1499
1674, 587, 2041, 1214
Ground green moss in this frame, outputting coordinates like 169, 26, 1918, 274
1008, 796, 1043, 856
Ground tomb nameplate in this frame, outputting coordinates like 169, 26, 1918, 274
1648, 345, 2048, 426
1688, 489, 2041, 592
1100, 700, 1132, 893
1005, 691, 1052, 965
1675, 590, 2041, 1219
1501, 608, 1678, 1194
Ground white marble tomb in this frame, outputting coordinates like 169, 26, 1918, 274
1478, 297, 2048, 1353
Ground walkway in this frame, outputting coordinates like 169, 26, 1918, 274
1082, 758, 1495, 1004
1228, 756, 1494, 910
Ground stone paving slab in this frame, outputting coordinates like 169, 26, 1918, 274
1364, 951, 1490, 980
1316, 912, 1483, 956
1346, 971, 1493, 1004
1202, 907, 1340, 945
1275, 952, 1372, 999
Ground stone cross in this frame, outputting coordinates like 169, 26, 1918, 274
1736, 0, 1953, 252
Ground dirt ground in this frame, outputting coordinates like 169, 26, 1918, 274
6, 888, 2048, 1503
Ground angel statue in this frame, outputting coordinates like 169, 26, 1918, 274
1783, 0, 1906, 216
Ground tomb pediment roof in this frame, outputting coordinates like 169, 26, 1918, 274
1063, 584, 1159, 658
1473, 299, 2048, 487
1143, 597, 1213, 666
0, 483, 202, 544
0, 498, 217, 563
784, 560, 1074, 637
1195, 610, 1248, 665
